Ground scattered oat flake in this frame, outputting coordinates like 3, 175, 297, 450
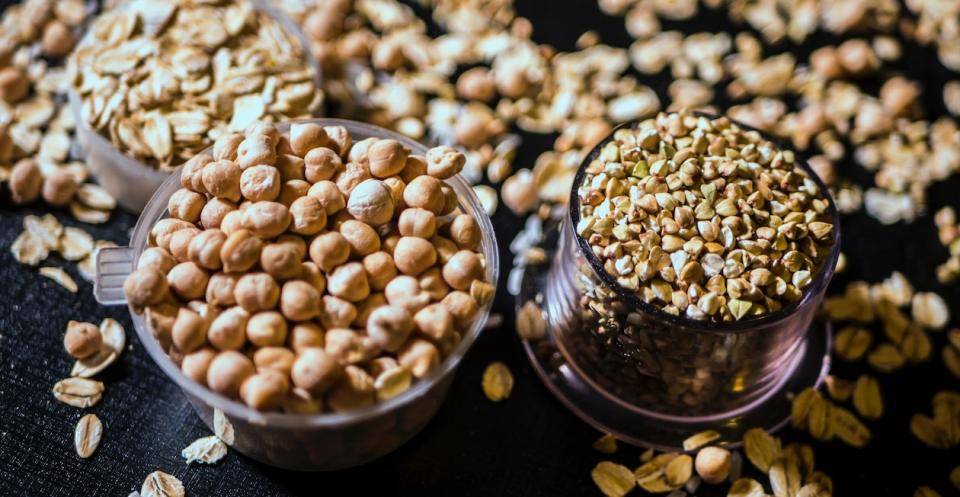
141, 471, 184, 497
742, 428, 781, 473
40, 267, 78, 293
75, 414, 102, 459
852, 375, 883, 419
728, 478, 765, 497
481, 361, 513, 402
682, 429, 720, 451
70, 201, 111, 224
182, 435, 228, 465
53, 377, 104, 408
59, 227, 95, 261
591, 461, 635, 497
592, 433, 617, 454
912, 292, 949, 330
11, 230, 49, 266
516, 300, 545, 340
213, 408, 234, 445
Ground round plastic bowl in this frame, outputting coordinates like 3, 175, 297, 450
94, 119, 499, 470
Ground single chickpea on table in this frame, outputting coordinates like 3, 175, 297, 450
124, 121, 495, 413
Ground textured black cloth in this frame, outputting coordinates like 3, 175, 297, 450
2, 1, 959, 495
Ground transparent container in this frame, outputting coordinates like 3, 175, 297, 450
519, 117, 839, 448
68, 0, 321, 213
93, 119, 499, 470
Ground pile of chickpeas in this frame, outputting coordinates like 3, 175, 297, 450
123, 121, 494, 413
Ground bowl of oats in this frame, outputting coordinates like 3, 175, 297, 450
67, 0, 322, 212
93, 118, 499, 470
519, 110, 840, 449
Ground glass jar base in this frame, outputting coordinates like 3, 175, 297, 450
515, 221, 832, 450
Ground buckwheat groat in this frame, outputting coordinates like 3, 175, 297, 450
125, 122, 492, 413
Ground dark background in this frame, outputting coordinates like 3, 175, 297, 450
2, 1, 959, 495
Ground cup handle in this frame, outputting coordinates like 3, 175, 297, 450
94, 246, 135, 306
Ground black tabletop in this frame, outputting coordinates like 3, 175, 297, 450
2, 1, 959, 496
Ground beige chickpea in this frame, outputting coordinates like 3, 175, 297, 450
300, 261, 327, 293
320, 295, 357, 329
280, 280, 322, 321
10, 159, 42, 204
181, 153, 213, 193
328, 262, 371, 302
145, 304, 178, 350
41, 20, 75, 57
138, 247, 176, 273
168, 227, 200, 262
335, 161, 372, 196
207, 350, 255, 398
124, 267, 169, 308
402, 175, 445, 214
432, 236, 459, 264
441, 291, 479, 329
181, 347, 217, 385
274, 233, 307, 259
400, 155, 427, 184
188, 229, 226, 270
207, 306, 249, 351
425, 146, 465, 179
448, 214, 480, 250
501, 169, 538, 214
202, 160, 242, 202
346, 179, 395, 226
366, 305, 413, 352
167, 188, 205, 223
241, 201, 290, 239
172, 307, 208, 353
443, 250, 483, 290
213, 133, 243, 161
206, 272, 239, 306
254, 346, 296, 376
304, 146, 342, 183
362, 251, 397, 291
325, 328, 377, 364
240, 370, 289, 411
413, 303, 454, 341
236, 134, 276, 170
385, 275, 431, 313
284, 387, 324, 414
220, 229, 263, 273
291, 347, 343, 396
837, 39, 878, 77
167, 262, 209, 300
219, 209, 245, 235
382, 233, 401, 254
695, 446, 731, 484
64, 321, 102, 359
367, 139, 409, 178
418, 267, 449, 301
327, 365, 376, 412
0, 67, 27, 103
339, 219, 381, 257
288, 196, 327, 236
288, 322, 325, 353
338, 28, 375, 59
290, 122, 329, 157
368, 357, 400, 378
275, 154, 306, 182
398, 208, 437, 238
200, 197, 236, 230
234, 272, 280, 312
440, 185, 458, 215
151, 219, 195, 251
308, 180, 346, 215
246, 311, 288, 347
456, 67, 496, 101
323, 125, 352, 157
260, 243, 302, 281
394, 236, 437, 276
278, 179, 311, 207
309, 231, 350, 271
246, 122, 280, 146
348, 137, 377, 164
239, 165, 281, 202
398, 338, 440, 378
382, 176, 406, 207
41, 168, 79, 206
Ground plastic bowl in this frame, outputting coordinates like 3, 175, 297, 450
93, 118, 500, 470
68, 0, 321, 213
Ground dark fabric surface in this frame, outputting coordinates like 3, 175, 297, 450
2, 1, 959, 496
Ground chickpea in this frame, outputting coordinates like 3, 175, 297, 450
327, 365, 376, 412
441, 291, 479, 329
275, 154, 306, 182
280, 280, 321, 321
413, 303, 454, 341
440, 185, 458, 216
124, 267, 170, 308
239, 165, 281, 202
138, 247, 176, 273
284, 388, 324, 414
394, 236, 437, 276
279, 196, 323, 237
146, 304, 178, 350
246, 311, 288, 347
208, 306, 249, 350
443, 250, 483, 290
41, 20, 75, 57
219, 209, 245, 235
236, 134, 276, 170
398, 338, 440, 378
241, 201, 290, 239
165, 189, 203, 223
418, 267, 449, 301
368, 356, 400, 378
346, 179, 395, 226
288, 322, 325, 354
448, 214, 480, 250
0, 67, 27, 103
254, 346, 296, 376
425, 145, 465, 179
172, 307, 208, 353
300, 261, 327, 293
398, 208, 437, 238
220, 229, 263, 273
64, 321, 102, 359
206, 350, 255, 398
278, 179, 311, 207
240, 370, 289, 410
402, 175, 445, 215
42, 168, 79, 207
335, 161, 372, 196
290, 122, 329, 157
362, 251, 397, 291
324, 125, 352, 157
366, 305, 413, 352
501, 169, 538, 214
304, 146, 342, 183
181, 153, 213, 193
234, 272, 280, 312
151, 219, 195, 251
382, 176, 406, 206
213, 132, 243, 161
319, 295, 357, 329
309, 231, 350, 271
168, 227, 200, 262
291, 348, 342, 396
456, 67, 496, 101
367, 139, 409, 178
382, 233, 401, 254
695, 447, 731, 484
307, 181, 345, 217
246, 122, 279, 145
348, 137, 377, 164
339, 219, 381, 257
10, 159, 42, 204
328, 262, 370, 302
326, 327, 379, 364
432, 236, 459, 264
182, 347, 217, 385
206, 272, 238, 306
188, 229, 226, 270
200, 197, 236, 229
201, 160, 242, 202
385, 275, 431, 313
400, 155, 428, 183
260, 243, 302, 280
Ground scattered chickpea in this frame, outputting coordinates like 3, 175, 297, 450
278, 179, 311, 206
9, 159, 42, 204
167, 262, 209, 301
213, 133, 243, 162
425, 146, 465, 179
200, 197, 236, 229
304, 147, 342, 183
41, 168, 79, 207
367, 139, 409, 178
335, 161, 372, 196
206, 350, 255, 398
501, 169, 538, 214
241, 201, 290, 239
320, 295, 358, 329
418, 267, 449, 301
240, 165, 281, 202
347, 179, 395, 225
167, 227, 199, 262
236, 134, 276, 170
694, 446, 731, 484
64, 321, 102, 359
288, 196, 327, 235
